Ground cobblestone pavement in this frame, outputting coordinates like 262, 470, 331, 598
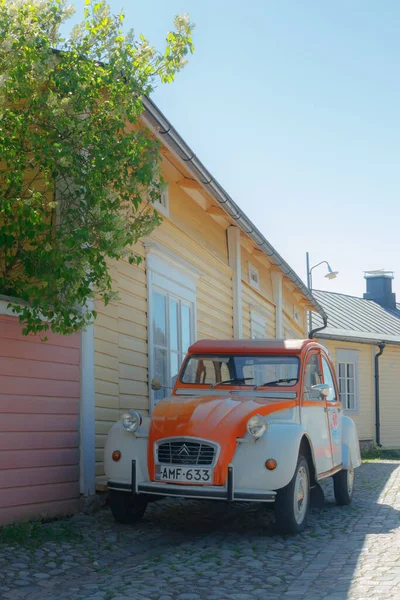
1, 461, 400, 600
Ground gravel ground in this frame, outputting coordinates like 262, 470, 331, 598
1, 461, 400, 600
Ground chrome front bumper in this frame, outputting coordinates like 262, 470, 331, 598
107, 460, 276, 503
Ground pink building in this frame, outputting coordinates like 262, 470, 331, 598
0, 300, 95, 525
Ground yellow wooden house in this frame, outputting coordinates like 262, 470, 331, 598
89, 98, 326, 486
311, 271, 400, 450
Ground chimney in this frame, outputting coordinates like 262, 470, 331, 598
363, 270, 396, 310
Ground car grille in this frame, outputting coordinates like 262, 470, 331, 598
156, 440, 216, 466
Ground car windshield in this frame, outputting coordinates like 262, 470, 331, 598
180, 354, 300, 387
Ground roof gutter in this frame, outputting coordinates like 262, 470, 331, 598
309, 315, 328, 339
141, 96, 327, 321
317, 331, 400, 346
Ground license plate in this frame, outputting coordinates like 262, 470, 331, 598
155, 465, 213, 484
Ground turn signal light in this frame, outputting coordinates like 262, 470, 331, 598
265, 459, 277, 470
112, 450, 121, 462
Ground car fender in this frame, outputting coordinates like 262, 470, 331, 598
232, 420, 316, 492
341, 414, 362, 469
104, 419, 150, 486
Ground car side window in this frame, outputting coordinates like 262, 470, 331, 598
303, 353, 323, 400
321, 356, 337, 402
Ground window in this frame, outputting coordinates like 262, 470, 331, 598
145, 241, 201, 409
181, 354, 299, 387
152, 291, 193, 402
153, 186, 169, 217
148, 163, 169, 216
248, 263, 260, 290
321, 356, 337, 402
336, 350, 359, 412
303, 353, 323, 400
251, 310, 266, 339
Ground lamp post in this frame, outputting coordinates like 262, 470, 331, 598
306, 252, 338, 334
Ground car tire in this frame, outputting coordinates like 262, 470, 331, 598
108, 490, 148, 524
333, 459, 354, 506
274, 455, 310, 535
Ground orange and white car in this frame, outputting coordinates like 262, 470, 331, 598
105, 339, 361, 534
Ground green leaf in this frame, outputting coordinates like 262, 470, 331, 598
0, 0, 194, 337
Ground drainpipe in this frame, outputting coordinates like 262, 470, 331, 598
309, 315, 328, 339
374, 343, 385, 447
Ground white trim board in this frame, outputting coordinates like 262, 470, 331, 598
227, 227, 242, 338
80, 308, 96, 496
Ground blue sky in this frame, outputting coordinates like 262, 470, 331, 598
65, 1, 400, 298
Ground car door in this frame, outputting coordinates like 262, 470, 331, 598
321, 353, 343, 469
300, 350, 334, 476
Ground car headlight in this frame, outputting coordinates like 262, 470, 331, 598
247, 414, 268, 438
122, 410, 142, 433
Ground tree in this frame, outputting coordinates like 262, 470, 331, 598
0, 0, 194, 335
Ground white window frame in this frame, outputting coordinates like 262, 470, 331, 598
248, 263, 260, 290
145, 241, 203, 412
336, 349, 359, 414
153, 185, 169, 217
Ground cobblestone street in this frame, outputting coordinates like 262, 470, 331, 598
1, 461, 400, 600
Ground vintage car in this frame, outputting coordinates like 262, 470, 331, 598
105, 339, 361, 534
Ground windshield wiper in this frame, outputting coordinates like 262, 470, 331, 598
255, 377, 299, 390
211, 377, 253, 389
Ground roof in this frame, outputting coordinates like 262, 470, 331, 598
141, 97, 326, 320
311, 290, 400, 345
50, 49, 325, 320
189, 339, 318, 355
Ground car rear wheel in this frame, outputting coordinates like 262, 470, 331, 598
333, 459, 354, 506
274, 455, 310, 534
108, 490, 148, 524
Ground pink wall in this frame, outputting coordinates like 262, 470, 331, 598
0, 315, 81, 525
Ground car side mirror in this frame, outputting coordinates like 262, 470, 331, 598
311, 383, 330, 398
151, 378, 162, 391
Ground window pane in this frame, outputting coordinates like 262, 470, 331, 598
338, 363, 345, 377
169, 300, 179, 351
304, 354, 322, 400
348, 378, 355, 394
181, 355, 299, 386
154, 347, 167, 401
170, 351, 179, 387
347, 363, 354, 378
321, 357, 336, 402
181, 304, 192, 354
153, 293, 166, 347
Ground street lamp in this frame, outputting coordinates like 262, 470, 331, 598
306, 252, 338, 333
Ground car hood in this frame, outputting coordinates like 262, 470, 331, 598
148, 393, 296, 484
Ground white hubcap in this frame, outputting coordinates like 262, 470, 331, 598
294, 465, 309, 524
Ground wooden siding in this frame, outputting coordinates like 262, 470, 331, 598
379, 346, 400, 449
282, 286, 307, 338
94, 185, 234, 480
0, 315, 80, 525
319, 340, 374, 442
240, 248, 274, 302
241, 282, 276, 339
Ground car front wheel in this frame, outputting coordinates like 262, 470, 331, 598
108, 490, 148, 524
333, 460, 355, 506
274, 455, 310, 534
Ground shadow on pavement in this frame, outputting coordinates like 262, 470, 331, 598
133, 461, 400, 599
